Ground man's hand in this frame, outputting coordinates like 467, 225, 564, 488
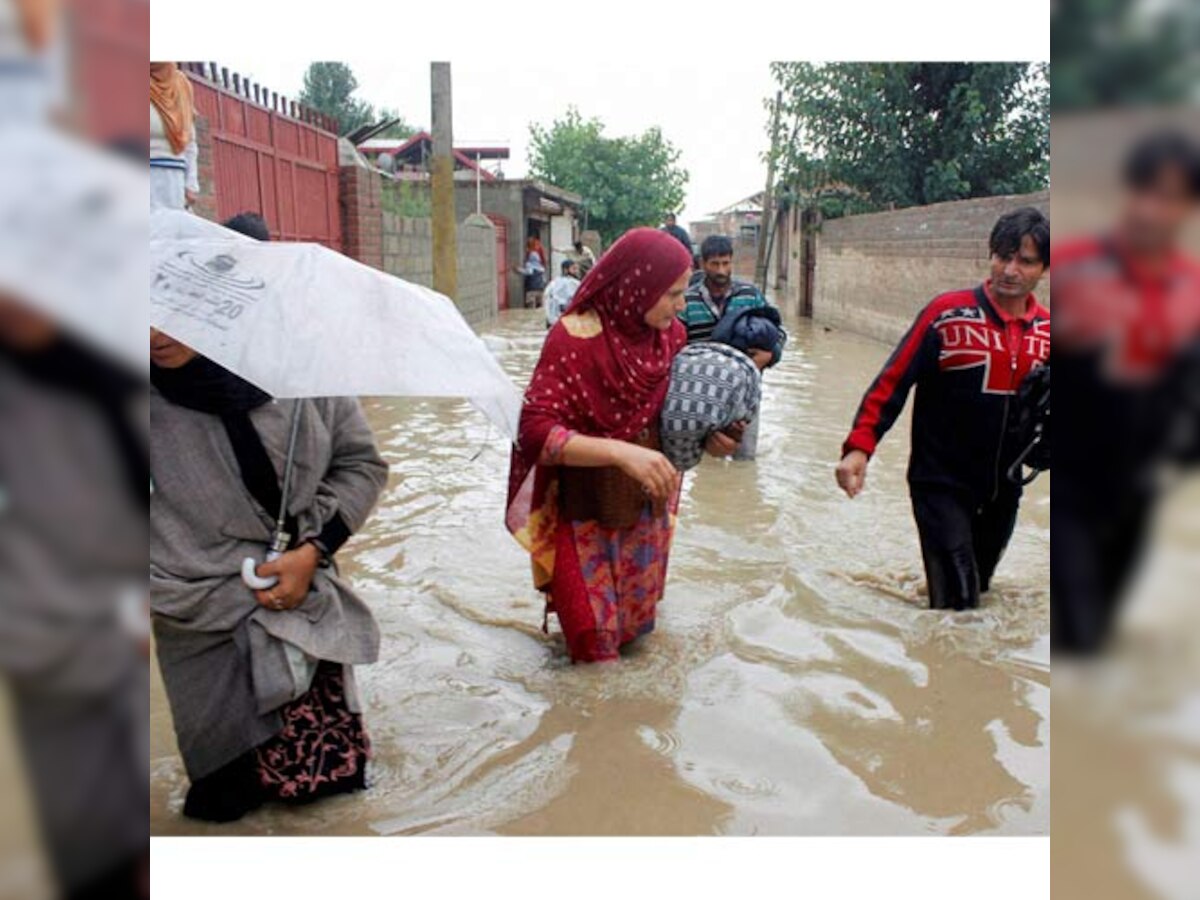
253, 543, 320, 611
705, 430, 740, 457
835, 449, 870, 498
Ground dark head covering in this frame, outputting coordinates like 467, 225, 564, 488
711, 305, 787, 368
150, 356, 270, 415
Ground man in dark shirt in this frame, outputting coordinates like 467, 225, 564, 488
680, 235, 775, 460
662, 213, 693, 258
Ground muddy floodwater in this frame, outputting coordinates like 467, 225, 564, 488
150, 309, 1050, 836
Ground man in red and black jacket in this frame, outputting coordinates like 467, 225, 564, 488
836, 207, 1051, 611
1052, 130, 1200, 654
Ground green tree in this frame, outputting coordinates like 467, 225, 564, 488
1052, 0, 1200, 110
769, 63, 1049, 218
297, 62, 375, 136
527, 108, 688, 244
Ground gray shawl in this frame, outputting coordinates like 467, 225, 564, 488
0, 359, 149, 889
149, 390, 387, 778
661, 342, 762, 472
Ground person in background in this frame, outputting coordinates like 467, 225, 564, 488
574, 240, 597, 276
150, 212, 388, 822
528, 234, 547, 267
544, 258, 582, 330
557, 239, 597, 278
506, 228, 707, 664
521, 236, 547, 309
836, 207, 1051, 613
149, 62, 199, 211
662, 212, 693, 258
680, 234, 777, 460
0, 0, 66, 124
1052, 130, 1200, 654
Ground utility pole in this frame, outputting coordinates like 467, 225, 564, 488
755, 90, 782, 294
431, 62, 457, 300
475, 151, 482, 216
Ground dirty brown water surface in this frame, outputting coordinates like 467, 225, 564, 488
150, 309, 1050, 837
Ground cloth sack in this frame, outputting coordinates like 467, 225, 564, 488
661, 343, 761, 471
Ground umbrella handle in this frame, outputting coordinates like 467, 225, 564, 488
241, 549, 282, 590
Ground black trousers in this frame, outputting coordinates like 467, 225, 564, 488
910, 486, 1020, 611
1050, 490, 1154, 655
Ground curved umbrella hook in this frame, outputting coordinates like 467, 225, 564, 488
241, 400, 303, 590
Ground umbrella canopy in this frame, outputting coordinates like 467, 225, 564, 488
0, 125, 147, 371
150, 208, 522, 439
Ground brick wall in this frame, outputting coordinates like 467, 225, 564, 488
380, 212, 498, 327
340, 165, 383, 271
190, 114, 219, 222
812, 190, 1050, 343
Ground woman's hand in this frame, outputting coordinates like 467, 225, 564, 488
613, 443, 680, 502
253, 543, 320, 612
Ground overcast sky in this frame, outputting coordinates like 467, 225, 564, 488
158, 0, 1047, 229
187, 56, 776, 228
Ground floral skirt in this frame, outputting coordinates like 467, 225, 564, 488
182, 661, 370, 823
549, 505, 675, 663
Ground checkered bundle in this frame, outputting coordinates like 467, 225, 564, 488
660, 343, 762, 472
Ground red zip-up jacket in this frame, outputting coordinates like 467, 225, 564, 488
843, 281, 1050, 501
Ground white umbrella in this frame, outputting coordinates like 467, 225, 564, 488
150, 208, 521, 435
0, 125, 146, 370
150, 208, 523, 588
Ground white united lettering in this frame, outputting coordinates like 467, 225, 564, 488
1023, 334, 1050, 360
938, 323, 1005, 351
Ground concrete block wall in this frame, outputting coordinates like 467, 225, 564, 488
813, 190, 1050, 343
381, 213, 434, 287
456, 216, 498, 327
379, 213, 498, 327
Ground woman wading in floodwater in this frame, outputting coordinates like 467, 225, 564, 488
506, 227, 698, 663
150, 214, 388, 822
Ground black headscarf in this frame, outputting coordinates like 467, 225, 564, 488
152, 357, 297, 542
2, 333, 147, 507
150, 355, 270, 415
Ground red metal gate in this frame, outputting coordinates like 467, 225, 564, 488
487, 214, 509, 310
182, 64, 342, 251
68, 0, 150, 143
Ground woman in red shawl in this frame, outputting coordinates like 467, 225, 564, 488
506, 227, 695, 663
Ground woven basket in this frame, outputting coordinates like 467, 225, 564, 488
559, 426, 659, 528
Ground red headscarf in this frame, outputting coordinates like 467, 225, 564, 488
506, 227, 691, 551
